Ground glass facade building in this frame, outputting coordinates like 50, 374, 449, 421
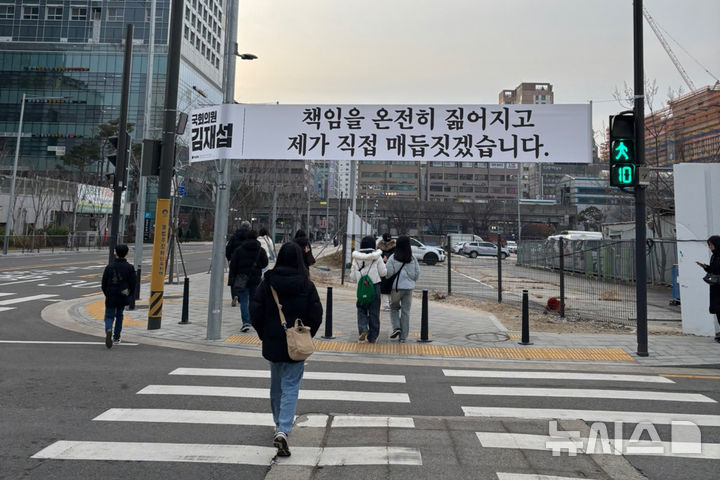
0, 0, 225, 175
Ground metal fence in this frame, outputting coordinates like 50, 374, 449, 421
410, 238, 681, 326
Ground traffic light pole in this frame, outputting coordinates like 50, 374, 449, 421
148, 0, 183, 330
633, 0, 648, 356
108, 24, 133, 264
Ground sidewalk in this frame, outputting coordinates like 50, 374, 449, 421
47, 265, 720, 367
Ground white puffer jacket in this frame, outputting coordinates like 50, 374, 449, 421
349, 249, 387, 285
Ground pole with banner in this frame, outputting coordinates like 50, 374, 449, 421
147, 0, 183, 329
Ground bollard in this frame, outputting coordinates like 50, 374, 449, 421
178, 277, 190, 324
559, 237, 565, 318
447, 235, 452, 296
417, 290, 432, 343
497, 236, 503, 304
519, 289, 533, 345
135, 267, 142, 300
322, 287, 335, 339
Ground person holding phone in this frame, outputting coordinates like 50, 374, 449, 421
697, 235, 720, 343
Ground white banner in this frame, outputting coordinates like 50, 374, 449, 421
190, 104, 592, 163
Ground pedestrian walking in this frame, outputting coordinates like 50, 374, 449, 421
229, 230, 268, 332
251, 242, 323, 457
226, 221, 250, 305
101, 244, 136, 348
385, 236, 420, 343
349, 236, 387, 343
377, 233, 396, 311
258, 227, 276, 267
698, 235, 720, 343
293, 230, 316, 268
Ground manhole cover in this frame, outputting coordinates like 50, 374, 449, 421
465, 332, 511, 343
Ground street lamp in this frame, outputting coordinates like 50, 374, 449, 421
3, 94, 69, 255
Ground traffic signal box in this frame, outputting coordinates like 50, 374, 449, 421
608, 113, 638, 187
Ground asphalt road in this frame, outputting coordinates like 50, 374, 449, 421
1, 245, 719, 480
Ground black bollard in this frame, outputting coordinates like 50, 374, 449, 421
135, 267, 142, 300
178, 277, 190, 324
418, 290, 432, 343
322, 287, 335, 339
519, 289, 533, 345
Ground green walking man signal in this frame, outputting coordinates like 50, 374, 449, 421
608, 112, 638, 187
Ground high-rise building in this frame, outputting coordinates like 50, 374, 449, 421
0, 0, 225, 174
358, 160, 420, 199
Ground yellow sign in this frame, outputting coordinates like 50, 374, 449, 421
148, 198, 171, 328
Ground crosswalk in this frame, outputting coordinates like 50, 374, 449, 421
444, 368, 720, 478
31, 365, 423, 470
28, 365, 719, 477
0, 292, 59, 312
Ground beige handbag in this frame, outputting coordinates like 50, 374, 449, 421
270, 286, 315, 361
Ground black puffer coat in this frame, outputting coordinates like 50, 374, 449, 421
251, 266, 323, 363
225, 229, 248, 261
228, 239, 269, 287
704, 251, 720, 314
101, 258, 137, 308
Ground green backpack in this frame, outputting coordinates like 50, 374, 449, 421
356, 262, 376, 305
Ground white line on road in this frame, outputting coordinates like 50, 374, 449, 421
0, 278, 49, 286
461, 406, 720, 427
0, 294, 58, 305
170, 367, 406, 384
0, 307, 14, 313
497, 474, 599, 480
0, 340, 138, 346
32, 441, 423, 466
138, 385, 411, 403
0, 293, 14, 297
443, 369, 674, 384
93, 409, 415, 428
452, 386, 716, 403
475, 432, 720, 460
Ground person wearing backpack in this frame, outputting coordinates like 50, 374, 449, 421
251, 242, 323, 457
349, 236, 387, 343
229, 230, 269, 332
101, 244, 137, 348
384, 236, 420, 343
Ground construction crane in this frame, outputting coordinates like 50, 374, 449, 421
643, 6, 696, 92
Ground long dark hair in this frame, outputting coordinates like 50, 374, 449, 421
274, 242, 309, 278
708, 235, 720, 255
394, 236, 412, 263
360, 235, 376, 250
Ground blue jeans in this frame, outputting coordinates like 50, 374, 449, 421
238, 285, 257, 325
390, 290, 413, 341
104, 305, 125, 340
270, 360, 305, 435
357, 283, 381, 342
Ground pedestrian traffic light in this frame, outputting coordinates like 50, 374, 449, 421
608, 112, 638, 187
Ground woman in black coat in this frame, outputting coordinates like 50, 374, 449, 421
229, 231, 268, 331
293, 229, 316, 267
698, 235, 720, 343
250, 242, 323, 456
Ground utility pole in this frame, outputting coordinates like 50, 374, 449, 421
206, 0, 238, 340
108, 24, 133, 263
634, 0, 648, 356
148, 0, 183, 329
2, 93, 25, 255
133, 0, 156, 275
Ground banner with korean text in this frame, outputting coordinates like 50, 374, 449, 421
189, 104, 591, 163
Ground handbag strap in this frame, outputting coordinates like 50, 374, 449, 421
393, 262, 406, 292
270, 286, 287, 329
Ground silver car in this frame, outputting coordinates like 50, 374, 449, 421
463, 241, 509, 259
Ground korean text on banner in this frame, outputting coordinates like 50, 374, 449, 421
189, 104, 592, 164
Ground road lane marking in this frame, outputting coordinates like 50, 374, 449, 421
443, 369, 674, 384
93, 409, 414, 428
0, 307, 14, 313
461, 406, 720, 427
0, 340, 138, 345
170, 367, 406, 383
0, 293, 14, 297
660, 374, 720, 380
0, 294, 58, 306
138, 385, 411, 403
497, 474, 598, 480
0, 260, 106, 272
451, 386, 716, 403
475, 431, 720, 459
32, 441, 423, 466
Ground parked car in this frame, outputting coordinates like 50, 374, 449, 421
506, 241, 518, 254
463, 241, 509, 259
452, 241, 467, 254
376, 236, 446, 265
